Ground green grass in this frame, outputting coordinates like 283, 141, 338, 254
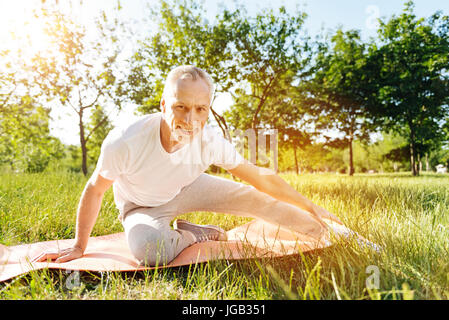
1, 171, 449, 299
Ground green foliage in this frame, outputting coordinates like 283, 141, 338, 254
128, 0, 315, 152
48, 144, 83, 174
0, 36, 64, 173
0, 98, 64, 173
127, 0, 237, 128
366, 1, 449, 175
307, 29, 378, 175
277, 143, 344, 173
2, 0, 449, 176
29, 2, 127, 175
308, 29, 371, 133
429, 146, 449, 170
223, 5, 311, 129
277, 131, 414, 174
86, 105, 113, 168
216, 5, 314, 169
352, 133, 409, 173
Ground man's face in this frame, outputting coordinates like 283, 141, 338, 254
161, 77, 211, 144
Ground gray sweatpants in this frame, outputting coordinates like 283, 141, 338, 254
121, 173, 326, 266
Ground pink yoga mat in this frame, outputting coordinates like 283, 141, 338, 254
0, 219, 348, 282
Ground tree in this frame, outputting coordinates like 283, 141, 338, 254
258, 74, 314, 174
367, 1, 449, 176
278, 127, 312, 174
86, 105, 113, 168
223, 6, 313, 166
30, 2, 127, 175
429, 145, 449, 171
0, 97, 64, 173
126, 0, 238, 138
306, 29, 378, 176
1, 46, 64, 173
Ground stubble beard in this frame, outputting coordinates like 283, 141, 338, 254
170, 121, 203, 145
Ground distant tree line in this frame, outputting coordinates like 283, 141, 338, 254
0, 0, 448, 176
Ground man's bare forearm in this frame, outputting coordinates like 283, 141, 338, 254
257, 173, 315, 213
256, 173, 342, 226
74, 185, 104, 252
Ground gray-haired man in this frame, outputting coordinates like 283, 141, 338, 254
34, 65, 348, 266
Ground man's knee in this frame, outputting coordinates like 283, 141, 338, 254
126, 224, 172, 266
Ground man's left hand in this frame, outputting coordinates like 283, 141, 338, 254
310, 204, 344, 226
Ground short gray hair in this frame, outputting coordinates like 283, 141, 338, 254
162, 65, 215, 103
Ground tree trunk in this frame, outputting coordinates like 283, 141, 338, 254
418, 154, 422, 173
271, 130, 278, 173
210, 107, 230, 141
251, 77, 275, 166
253, 127, 259, 165
294, 145, 299, 175
425, 153, 429, 172
348, 116, 355, 176
349, 137, 354, 176
410, 142, 416, 176
409, 121, 417, 176
417, 153, 421, 176
79, 109, 88, 176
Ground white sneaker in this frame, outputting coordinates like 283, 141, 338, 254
355, 238, 382, 253
328, 225, 382, 253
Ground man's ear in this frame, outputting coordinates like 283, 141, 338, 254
160, 98, 165, 113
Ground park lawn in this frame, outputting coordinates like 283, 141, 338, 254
0, 171, 448, 300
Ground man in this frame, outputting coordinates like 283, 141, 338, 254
33, 65, 347, 266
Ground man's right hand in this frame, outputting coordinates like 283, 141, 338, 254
31, 172, 113, 264
32, 246, 84, 263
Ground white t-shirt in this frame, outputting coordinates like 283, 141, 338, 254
93, 112, 245, 221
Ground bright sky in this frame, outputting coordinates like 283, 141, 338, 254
1, 0, 448, 145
